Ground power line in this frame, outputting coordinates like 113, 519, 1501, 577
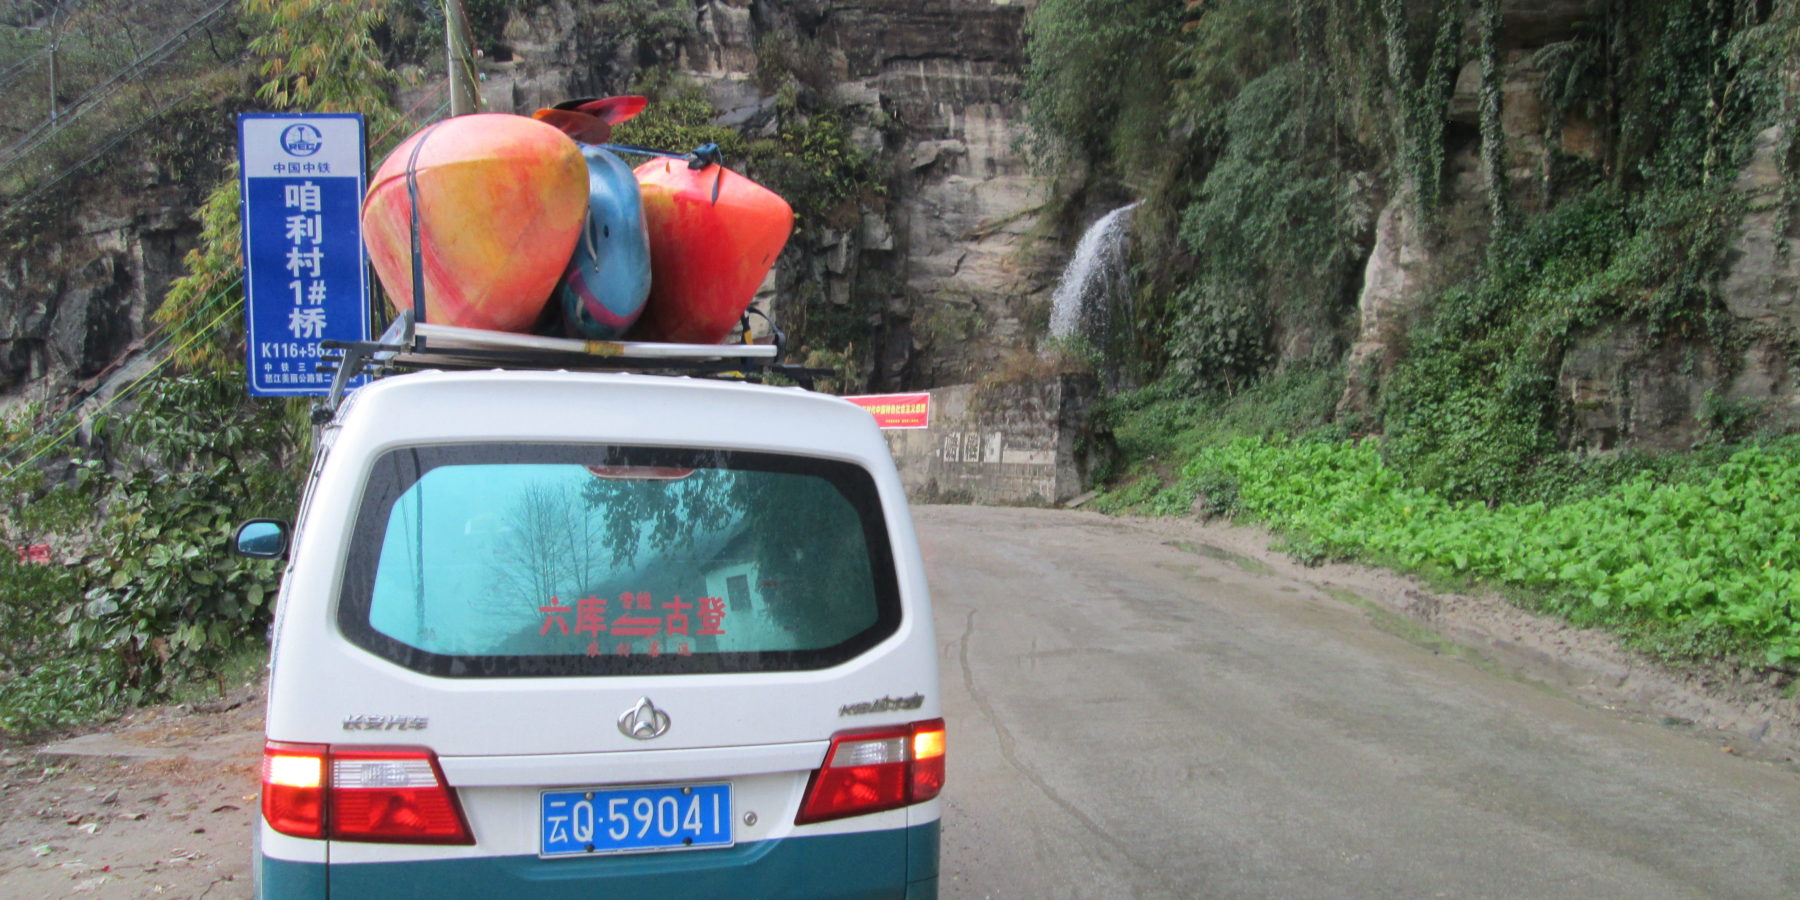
0, 272, 240, 464
0, 0, 96, 90
0, 286, 242, 487
0, 46, 50, 90
0, 43, 253, 222
0, 0, 238, 169
1, 95, 455, 480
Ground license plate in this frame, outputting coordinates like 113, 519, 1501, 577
540, 783, 732, 857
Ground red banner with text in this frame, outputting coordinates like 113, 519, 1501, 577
844, 392, 931, 429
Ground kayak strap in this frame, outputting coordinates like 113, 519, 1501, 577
598, 141, 727, 204
685, 142, 724, 171
740, 305, 786, 364
404, 120, 448, 347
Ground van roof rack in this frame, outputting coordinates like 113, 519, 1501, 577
315, 309, 829, 419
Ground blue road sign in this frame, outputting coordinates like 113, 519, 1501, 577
238, 113, 370, 397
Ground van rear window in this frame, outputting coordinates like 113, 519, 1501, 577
337, 445, 901, 677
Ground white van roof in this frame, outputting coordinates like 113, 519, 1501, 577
333, 370, 889, 463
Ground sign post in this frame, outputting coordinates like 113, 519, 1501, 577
237, 113, 370, 397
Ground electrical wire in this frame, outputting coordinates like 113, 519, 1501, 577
0, 289, 242, 487
0, 0, 96, 90
0, 94, 457, 480
0, 0, 236, 166
0, 44, 254, 221
0, 272, 241, 462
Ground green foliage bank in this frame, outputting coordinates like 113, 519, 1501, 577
1030, 0, 1800, 668
1168, 436, 1800, 664
0, 0, 401, 735
0, 0, 893, 736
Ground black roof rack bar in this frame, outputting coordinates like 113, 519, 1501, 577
314, 309, 827, 420
406, 320, 780, 361
318, 347, 798, 377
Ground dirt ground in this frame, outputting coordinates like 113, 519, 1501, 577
0, 688, 261, 899
1, 511, 1794, 898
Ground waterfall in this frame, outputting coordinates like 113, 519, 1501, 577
1048, 202, 1140, 345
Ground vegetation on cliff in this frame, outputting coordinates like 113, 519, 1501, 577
0, 0, 399, 734
0, 0, 890, 735
1037, 0, 1800, 666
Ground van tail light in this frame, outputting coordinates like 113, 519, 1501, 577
796, 718, 946, 825
261, 742, 474, 845
328, 747, 474, 844
263, 741, 327, 839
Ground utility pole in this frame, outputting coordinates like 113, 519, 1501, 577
46, 2, 68, 126
443, 0, 479, 116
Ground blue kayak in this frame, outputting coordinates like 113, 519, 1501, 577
557, 144, 652, 339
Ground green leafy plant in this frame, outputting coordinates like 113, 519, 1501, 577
66, 370, 295, 695
610, 71, 745, 158
1021, 0, 1187, 169
1179, 435, 1800, 664
0, 0, 404, 735
1381, 183, 1747, 503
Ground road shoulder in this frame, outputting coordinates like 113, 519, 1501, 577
1120, 509, 1800, 768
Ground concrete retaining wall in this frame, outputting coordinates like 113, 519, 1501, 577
881, 374, 1104, 506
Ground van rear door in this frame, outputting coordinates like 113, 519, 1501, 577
309, 443, 939, 893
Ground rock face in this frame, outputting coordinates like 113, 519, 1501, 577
1340, 1, 1800, 447
1551, 109, 1800, 451
2, 0, 1058, 414
1339, 199, 1429, 418
478, 0, 1054, 389
807, 0, 1055, 386
0, 179, 205, 410
1338, 137, 1489, 419
1722, 126, 1800, 338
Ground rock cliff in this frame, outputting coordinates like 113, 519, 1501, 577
472, 0, 1056, 388
14, 0, 1788, 458
1, 0, 1058, 415
0, 144, 222, 411
1338, 0, 1800, 449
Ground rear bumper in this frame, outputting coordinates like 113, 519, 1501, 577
258, 820, 939, 899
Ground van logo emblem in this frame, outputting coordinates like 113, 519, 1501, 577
838, 693, 925, 717
618, 697, 671, 740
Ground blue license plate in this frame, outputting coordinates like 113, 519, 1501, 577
540, 783, 732, 857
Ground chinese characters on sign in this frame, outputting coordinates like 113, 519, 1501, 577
539, 591, 727, 657
842, 393, 931, 429
238, 114, 370, 396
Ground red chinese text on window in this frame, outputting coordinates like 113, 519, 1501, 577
539, 597, 571, 636
574, 595, 607, 636
663, 596, 692, 635
698, 597, 726, 635
543, 592, 726, 643
613, 615, 662, 637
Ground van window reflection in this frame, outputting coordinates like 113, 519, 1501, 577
366, 462, 880, 659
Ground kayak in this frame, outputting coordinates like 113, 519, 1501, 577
362, 114, 587, 333
630, 158, 793, 344
555, 144, 652, 339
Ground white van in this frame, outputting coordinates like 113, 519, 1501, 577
236, 326, 943, 898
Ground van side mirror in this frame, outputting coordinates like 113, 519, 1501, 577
234, 519, 291, 559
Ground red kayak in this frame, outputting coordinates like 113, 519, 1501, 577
630, 158, 793, 344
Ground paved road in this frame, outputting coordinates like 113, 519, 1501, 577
922, 506, 1800, 899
